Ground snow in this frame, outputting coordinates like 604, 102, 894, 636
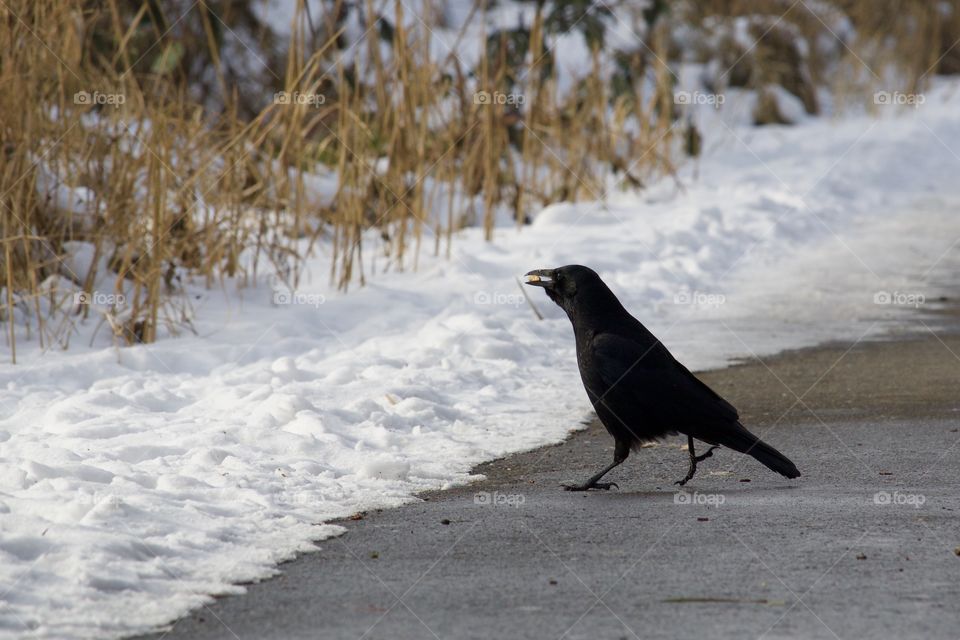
2, 79, 960, 638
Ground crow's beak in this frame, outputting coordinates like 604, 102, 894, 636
524, 269, 556, 288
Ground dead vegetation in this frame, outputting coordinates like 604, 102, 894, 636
0, 0, 954, 360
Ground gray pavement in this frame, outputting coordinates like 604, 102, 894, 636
143, 324, 960, 640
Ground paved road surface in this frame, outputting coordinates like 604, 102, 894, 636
142, 319, 960, 639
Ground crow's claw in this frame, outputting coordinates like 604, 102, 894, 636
562, 481, 619, 492
694, 445, 719, 463
676, 439, 719, 486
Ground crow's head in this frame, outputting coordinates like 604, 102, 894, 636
524, 264, 624, 324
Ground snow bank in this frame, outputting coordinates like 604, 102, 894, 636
1, 81, 959, 638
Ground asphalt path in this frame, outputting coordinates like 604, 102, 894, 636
142, 312, 960, 640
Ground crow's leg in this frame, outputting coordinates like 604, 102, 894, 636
563, 440, 629, 491
675, 436, 719, 486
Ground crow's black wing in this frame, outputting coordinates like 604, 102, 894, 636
587, 332, 800, 477
587, 332, 738, 440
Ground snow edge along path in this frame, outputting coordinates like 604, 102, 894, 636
2, 83, 960, 638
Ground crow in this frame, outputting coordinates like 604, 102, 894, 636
524, 264, 801, 490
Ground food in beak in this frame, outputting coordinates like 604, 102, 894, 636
524, 270, 554, 286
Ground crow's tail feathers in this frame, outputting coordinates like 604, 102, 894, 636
719, 423, 801, 479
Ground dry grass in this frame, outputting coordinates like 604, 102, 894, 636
0, 0, 951, 360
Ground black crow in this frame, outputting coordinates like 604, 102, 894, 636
524, 265, 801, 490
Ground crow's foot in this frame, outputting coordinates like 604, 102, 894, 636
675, 445, 720, 486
